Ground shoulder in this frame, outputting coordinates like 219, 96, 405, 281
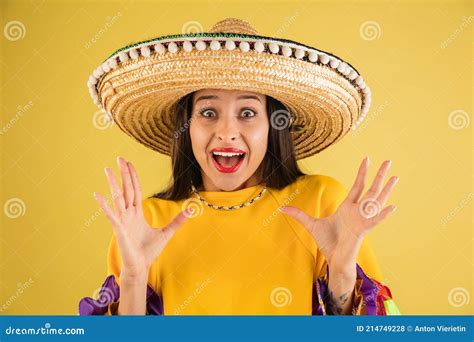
270, 174, 348, 212
295, 174, 349, 216
296, 173, 348, 195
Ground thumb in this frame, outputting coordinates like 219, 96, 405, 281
162, 208, 194, 237
280, 206, 315, 232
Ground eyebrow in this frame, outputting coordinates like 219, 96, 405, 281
194, 95, 262, 104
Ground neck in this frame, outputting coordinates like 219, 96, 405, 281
199, 169, 264, 192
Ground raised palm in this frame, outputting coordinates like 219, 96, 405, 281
281, 157, 399, 270
93, 157, 192, 278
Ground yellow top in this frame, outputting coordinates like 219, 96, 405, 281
106, 174, 384, 315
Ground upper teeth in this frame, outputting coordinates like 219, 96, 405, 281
212, 151, 245, 157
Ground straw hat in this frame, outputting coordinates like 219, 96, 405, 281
87, 18, 371, 160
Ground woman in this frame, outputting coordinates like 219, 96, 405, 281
79, 18, 400, 315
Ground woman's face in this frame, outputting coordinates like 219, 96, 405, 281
189, 89, 269, 192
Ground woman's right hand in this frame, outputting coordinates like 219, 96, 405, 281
93, 156, 193, 280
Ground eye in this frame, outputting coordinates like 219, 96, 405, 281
241, 108, 257, 118
198, 107, 216, 118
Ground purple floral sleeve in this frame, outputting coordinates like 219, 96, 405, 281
312, 263, 396, 315
78, 275, 163, 315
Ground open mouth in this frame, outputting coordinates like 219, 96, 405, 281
211, 151, 246, 173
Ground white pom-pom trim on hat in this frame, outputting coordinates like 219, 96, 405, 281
183, 41, 193, 52
196, 40, 206, 51
268, 42, 279, 54
154, 43, 166, 54
348, 69, 358, 80
95, 66, 105, 77
140, 46, 151, 57
225, 40, 236, 50
319, 55, 330, 64
118, 52, 129, 62
101, 61, 111, 73
129, 49, 139, 59
89, 36, 371, 128
337, 62, 347, 74
294, 48, 305, 59
254, 41, 265, 53
210, 40, 221, 51
329, 59, 340, 69
167, 42, 178, 53
281, 45, 292, 57
308, 51, 318, 62
355, 75, 364, 86
239, 41, 250, 52
108, 58, 118, 69
88, 75, 97, 85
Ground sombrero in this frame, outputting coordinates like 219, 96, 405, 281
87, 17, 371, 160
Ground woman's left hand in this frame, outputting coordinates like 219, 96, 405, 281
280, 157, 399, 273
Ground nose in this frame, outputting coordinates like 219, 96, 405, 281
216, 116, 239, 142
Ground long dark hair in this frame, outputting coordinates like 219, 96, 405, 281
152, 91, 306, 200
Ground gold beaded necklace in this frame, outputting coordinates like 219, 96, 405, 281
191, 182, 267, 211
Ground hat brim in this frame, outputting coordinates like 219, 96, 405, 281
90, 33, 371, 160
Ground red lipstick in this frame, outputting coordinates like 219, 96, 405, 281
210, 147, 247, 173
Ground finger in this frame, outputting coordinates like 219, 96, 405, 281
127, 161, 142, 208
363, 160, 391, 199
117, 156, 134, 209
93, 191, 122, 229
347, 157, 370, 203
104, 167, 126, 214
162, 208, 193, 239
369, 205, 396, 226
280, 206, 316, 235
376, 176, 400, 206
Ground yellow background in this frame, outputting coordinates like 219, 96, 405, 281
1, 0, 472, 315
